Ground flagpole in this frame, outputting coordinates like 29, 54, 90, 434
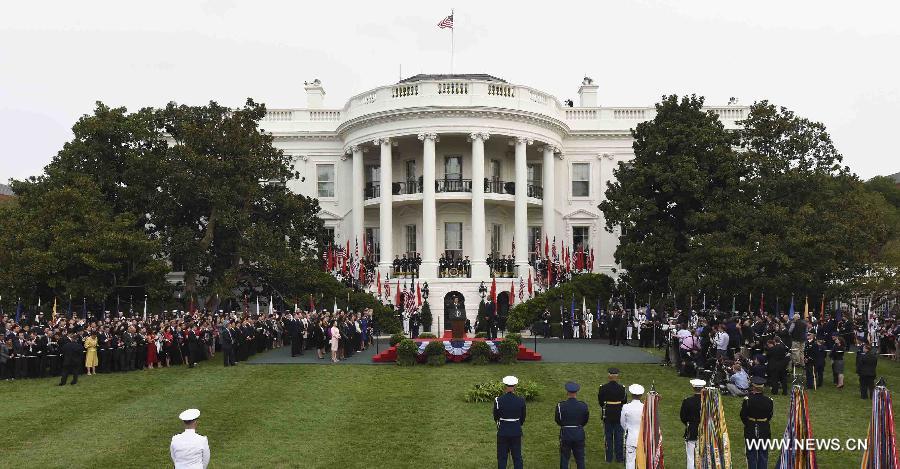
450, 9, 455, 73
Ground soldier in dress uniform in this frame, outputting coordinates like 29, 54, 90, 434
680, 379, 705, 469
620, 384, 645, 469
597, 367, 626, 463
556, 381, 589, 469
740, 376, 774, 469
493, 375, 526, 469
170, 408, 210, 469
463, 256, 471, 277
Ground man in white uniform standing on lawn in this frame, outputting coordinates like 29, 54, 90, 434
170, 408, 210, 469
620, 384, 645, 469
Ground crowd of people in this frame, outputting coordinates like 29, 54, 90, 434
0, 308, 377, 382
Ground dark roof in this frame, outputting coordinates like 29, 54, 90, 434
398, 73, 507, 84
0, 184, 12, 197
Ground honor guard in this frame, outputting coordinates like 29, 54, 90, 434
680, 379, 705, 469
170, 408, 210, 469
620, 384, 645, 469
556, 381, 590, 469
597, 367, 626, 463
740, 376, 774, 469
493, 375, 526, 469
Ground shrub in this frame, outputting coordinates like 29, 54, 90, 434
389, 332, 407, 347
396, 339, 418, 366
498, 337, 519, 364
464, 380, 541, 403
474, 332, 487, 339
550, 322, 562, 338
418, 333, 437, 339
421, 301, 433, 331
506, 333, 523, 345
424, 340, 446, 366
469, 341, 492, 365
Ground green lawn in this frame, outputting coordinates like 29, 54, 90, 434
1, 354, 894, 468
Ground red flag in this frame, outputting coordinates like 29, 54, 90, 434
544, 236, 549, 258
528, 270, 533, 296
416, 283, 422, 307
361, 234, 367, 259
547, 259, 553, 287
510, 280, 515, 306
589, 248, 594, 271
308, 294, 315, 312
395, 281, 401, 306
376, 271, 382, 297
490, 277, 497, 306
760, 292, 765, 315
359, 262, 366, 284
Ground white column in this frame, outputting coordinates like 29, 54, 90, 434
469, 132, 490, 278
514, 136, 532, 275
351, 146, 365, 245
541, 145, 556, 247
419, 133, 438, 278
376, 138, 393, 271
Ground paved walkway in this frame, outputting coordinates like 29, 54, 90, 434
246, 338, 660, 365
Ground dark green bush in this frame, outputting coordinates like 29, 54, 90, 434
396, 339, 418, 366
464, 380, 541, 402
424, 340, 446, 366
474, 332, 487, 339
469, 341, 491, 365
499, 337, 519, 364
550, 322, 562, 338
421, 301, 432, 331
389, 333, 407, 347
506, 333, 523, 345
418, 333, 437, 339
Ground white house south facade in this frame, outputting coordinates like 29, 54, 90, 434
264, 74, 747, 325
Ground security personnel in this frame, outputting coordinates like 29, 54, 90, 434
597, 367, 626, 463
493, 375, 526, 469
740, 376, 774, 469
556, 381, 590, 469
620, 384, 645, 469
170, 408, 210, 469
680, 379, 705, 469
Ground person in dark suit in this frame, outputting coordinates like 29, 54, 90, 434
597, 368, 626, 463
58, 334, 84, 386
556, 381, 589, 469
286, 315, 301, 357
220, 321, 235, 366
680, 379, 705, 469
494, 375, 526, 469
741, 376, 774, 469
856, 343, 879, 399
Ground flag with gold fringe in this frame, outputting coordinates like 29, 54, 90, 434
861, 380, 899, 469
776, 384, 818, 469
697, 387, 732, 469
636, 386, 664, 469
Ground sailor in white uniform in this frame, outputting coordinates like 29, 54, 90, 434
620, 384, 645, 469
170, 408, 210, 469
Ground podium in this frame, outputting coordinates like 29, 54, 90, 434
450, 320, 465, 339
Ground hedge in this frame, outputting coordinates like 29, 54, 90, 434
396, 339, 418, 366
464, 380, 541, 402
423, 340, 446, 366
469, 341, 492, 365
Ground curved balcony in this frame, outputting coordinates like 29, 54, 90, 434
364, 181, 423, 200
436, 178, 471, 193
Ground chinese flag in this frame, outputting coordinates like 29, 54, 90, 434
490, 277, 497, 305
528, 270, 533, 296
416, 282, 422, 307
510, 280, 515, 306
376, 271, 382, 297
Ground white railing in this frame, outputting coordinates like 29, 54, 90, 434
262, 110, 293, 121
437, 82, 469, 95
309, 110, 341, 121
707, 107, 746, 120
565, 108, 598, 120
529, 90, 549, 104
613, 109, 646, 119
392, 84, 419, 98
488, 83, 515, 97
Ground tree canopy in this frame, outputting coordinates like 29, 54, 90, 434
600, 96, 899, 308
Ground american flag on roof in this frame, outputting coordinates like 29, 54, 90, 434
438, 13, 453, 29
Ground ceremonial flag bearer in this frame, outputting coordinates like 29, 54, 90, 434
494, 375, 526, 469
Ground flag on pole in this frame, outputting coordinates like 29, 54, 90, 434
395, 281, 401, 307
437, 12, 454, 28
142, 295, 147, 321
789, 295, 796, 320
15, 299, 22, 323
803, 295, 809, 320
860, 381, 899, 469
775, 384, 818, 469
582, 296, 587, 321
696, 387, 732, 469
52, 297, 57, 322
636, 387, 665, 469
256, 296, 260, 315
544, 236, 549, 258
334, 297, 338, 313
760, 292, 765, 315
490, 277, 497, 306
269, 296, 274, 315
509, 280, 515, 306
82, 298, 88, 320
416, 282, 422, 307
527, 270, 533, 297
570, 296, 575, 325
376, 270, 382, 298
308, 293, 315, 312
518, 276, 525, 303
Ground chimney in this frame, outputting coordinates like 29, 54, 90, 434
577, 76, 598, 107
304, 79, 325, 108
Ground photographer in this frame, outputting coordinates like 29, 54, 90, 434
725, 362, 749, 396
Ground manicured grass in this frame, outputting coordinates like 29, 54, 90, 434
1, 354, 896, 468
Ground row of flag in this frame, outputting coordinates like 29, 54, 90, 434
323, 237, 368, 284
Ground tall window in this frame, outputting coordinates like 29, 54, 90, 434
571, 163, 590, 197
490, 224, 502, 257
405, 224, 417, 255
572, 226, 590, 251
445, 156, 462, 180
405, 160, 416, 182
366, 165, 381, 185
490, 159, 501, 179
324, 227, 335, 246
445, 222, 463, 260
317, 164, 335, 198
365, 227, 380, 263
527, 163, 542, 185
528, 226, 542, 262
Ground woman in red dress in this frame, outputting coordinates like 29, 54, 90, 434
145, 328, 158, 368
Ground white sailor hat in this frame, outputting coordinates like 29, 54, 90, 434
502, 375, 519, 386
628, 384, 645, 395
690, 379, 707, 388
178, 408, 201, 421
